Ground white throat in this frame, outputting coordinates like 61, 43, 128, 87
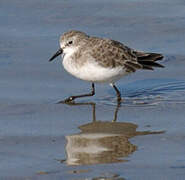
63, 46, 77, 55
62, 46, 80, 77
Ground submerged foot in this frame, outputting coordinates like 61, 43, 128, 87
56, 96, 75, 104
64, 96, 75, 103
117, 96, 122, 102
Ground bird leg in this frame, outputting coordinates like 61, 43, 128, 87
64, 83, 95, 103
111, 84, 122, 102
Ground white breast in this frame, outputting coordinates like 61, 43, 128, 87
62, 47, 82, 77
62, 47, 129, 83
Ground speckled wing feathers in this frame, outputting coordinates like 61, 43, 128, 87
87, 37, 143, 73
84, 37, 163, 72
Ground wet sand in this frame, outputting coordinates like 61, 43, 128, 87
0, 0, 185, 179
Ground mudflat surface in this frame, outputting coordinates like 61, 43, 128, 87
0, 0, 185, 179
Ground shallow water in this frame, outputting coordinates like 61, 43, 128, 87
0, 0, 185, 179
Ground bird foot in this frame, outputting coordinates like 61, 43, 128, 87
56, 96, 75, 104
117, 96, 122, 103
64, 96, 75, 103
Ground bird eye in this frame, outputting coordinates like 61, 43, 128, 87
68, 41, 73, 45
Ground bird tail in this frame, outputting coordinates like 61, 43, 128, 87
134, 51, 164, 70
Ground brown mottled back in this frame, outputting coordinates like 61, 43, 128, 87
76, 36, 164, 73
61, 31, 164, 73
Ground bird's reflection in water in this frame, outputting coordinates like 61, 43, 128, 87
64, 101, 164, 166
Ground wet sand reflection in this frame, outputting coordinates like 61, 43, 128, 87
64, 102, 164, 165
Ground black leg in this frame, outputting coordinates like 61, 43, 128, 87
112, 84, 122, 102
113, 99, 121, 122
64, 83, 95, 103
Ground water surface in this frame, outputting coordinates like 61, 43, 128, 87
0, 0, 185, 179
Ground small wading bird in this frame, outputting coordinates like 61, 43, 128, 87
49, 30, 164, 102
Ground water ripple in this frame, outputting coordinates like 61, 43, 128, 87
100, 79, 185, 106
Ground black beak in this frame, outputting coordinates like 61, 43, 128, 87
49, 48, 63, 62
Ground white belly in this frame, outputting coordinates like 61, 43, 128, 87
62, 55, 129, 83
